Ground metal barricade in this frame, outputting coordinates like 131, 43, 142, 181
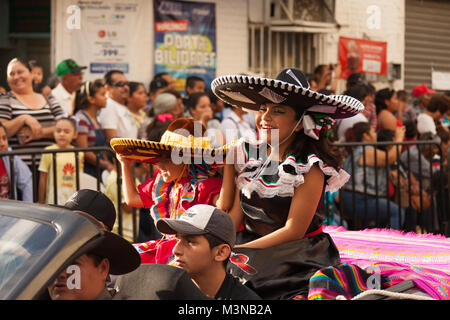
324, 140, 449, 235
0, 146, 140, 240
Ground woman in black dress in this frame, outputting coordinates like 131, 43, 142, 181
211, 68, 365, 299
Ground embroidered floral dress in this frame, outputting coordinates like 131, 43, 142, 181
227, 141, 349, 299
134, 168, 222, 264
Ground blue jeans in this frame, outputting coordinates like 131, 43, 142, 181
341, 191, 405, 230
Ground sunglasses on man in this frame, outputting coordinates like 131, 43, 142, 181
112, 81, 129, 87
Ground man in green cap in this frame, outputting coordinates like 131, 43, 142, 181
51, 58, 86, 116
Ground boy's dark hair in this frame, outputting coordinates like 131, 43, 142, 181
427, 94, 450, 114
104, 69, 124, 86
185, 76, 204, 92
377, 128, 395, 151
204, 233, 230, 269
313, 64, 327, 78
344, 83, 370, 103
404, 120, 417, 139
149, 77, 168, 94
56, 117, 77, 131
28, 59, 43, 70
397, 90, 408, 102
346, 121, 371, 143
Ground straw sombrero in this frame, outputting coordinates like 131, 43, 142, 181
110, 118, 229, 164
211, 68, 364, 119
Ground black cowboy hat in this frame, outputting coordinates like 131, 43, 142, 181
71, 210, 141, 275
211, 68, 364, 119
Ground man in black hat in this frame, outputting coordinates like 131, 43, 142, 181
156, 204, 261, 300
47, 211, 141, 300
63, 189, 116, 231
52, 58, 87, 116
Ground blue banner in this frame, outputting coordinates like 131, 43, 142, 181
153, 0, 216, 94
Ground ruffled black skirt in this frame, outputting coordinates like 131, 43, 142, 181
227, 231, 341, 300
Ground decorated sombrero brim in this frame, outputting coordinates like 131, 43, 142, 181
110, 132, 232, 164
211, 68, 364, 119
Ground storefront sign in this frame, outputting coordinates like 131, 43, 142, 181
154, 0, 217, 93
338, 37, 387, 79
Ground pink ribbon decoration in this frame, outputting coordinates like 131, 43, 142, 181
156, 113, 174, 122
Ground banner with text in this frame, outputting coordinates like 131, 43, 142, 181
338, 37, 387, 79
154, 0, 216, 93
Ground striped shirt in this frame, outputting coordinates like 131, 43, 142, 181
0, 92, 66, 166
75, 110, 102, 147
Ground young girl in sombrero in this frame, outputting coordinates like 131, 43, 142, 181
111, 118, 227, 264
212, 68, 365, 299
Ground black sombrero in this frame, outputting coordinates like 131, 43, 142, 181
211, 68, 364, 119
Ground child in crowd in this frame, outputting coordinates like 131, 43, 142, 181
73, 80, 112, 178
0, 122, 33, 201
28, 60, 52, 96
38, 117, 84, 205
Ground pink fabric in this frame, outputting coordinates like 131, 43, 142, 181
156, 113, 173, 122
324, 226, 450, 299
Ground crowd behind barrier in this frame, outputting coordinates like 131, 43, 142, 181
1, 57, 449, 243
0, 139, 448, 241
326, 140, 449, 236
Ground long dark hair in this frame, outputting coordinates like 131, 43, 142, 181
186, 92, 209, 112
73, 79, 105, 114
375, 88, 395, 114
283, 110, 342, 169
128, 81, 145, 97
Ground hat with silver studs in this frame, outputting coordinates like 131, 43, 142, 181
211, 68, 364, 120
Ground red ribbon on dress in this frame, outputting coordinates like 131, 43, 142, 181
229, 252, 258, 275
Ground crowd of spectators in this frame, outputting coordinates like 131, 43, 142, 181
0, 57, 448, 237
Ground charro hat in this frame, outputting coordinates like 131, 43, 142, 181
156, 204, 236, 247
211, 68, 364, 119
110, 118, 232, 164
63, 189, 116, 231
71, 210, 140, 275
55, 59, 87, 76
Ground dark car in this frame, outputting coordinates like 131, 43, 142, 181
0, 199, 117, 300
0, 199, 211, 300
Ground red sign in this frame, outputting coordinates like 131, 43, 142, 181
155, 20, 189, 33
338, 37, 387, 79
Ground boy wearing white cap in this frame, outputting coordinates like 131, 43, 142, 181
156, 204, 261, 300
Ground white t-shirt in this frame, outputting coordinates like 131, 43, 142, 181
98, 98, 138, 139
417, 112, 437, 135
221, 110, 257, 144
336, 113, 369, 142
51, 83, 72, 116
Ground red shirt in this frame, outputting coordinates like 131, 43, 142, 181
0, 158, 10, 199
138, 169, 222, 220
